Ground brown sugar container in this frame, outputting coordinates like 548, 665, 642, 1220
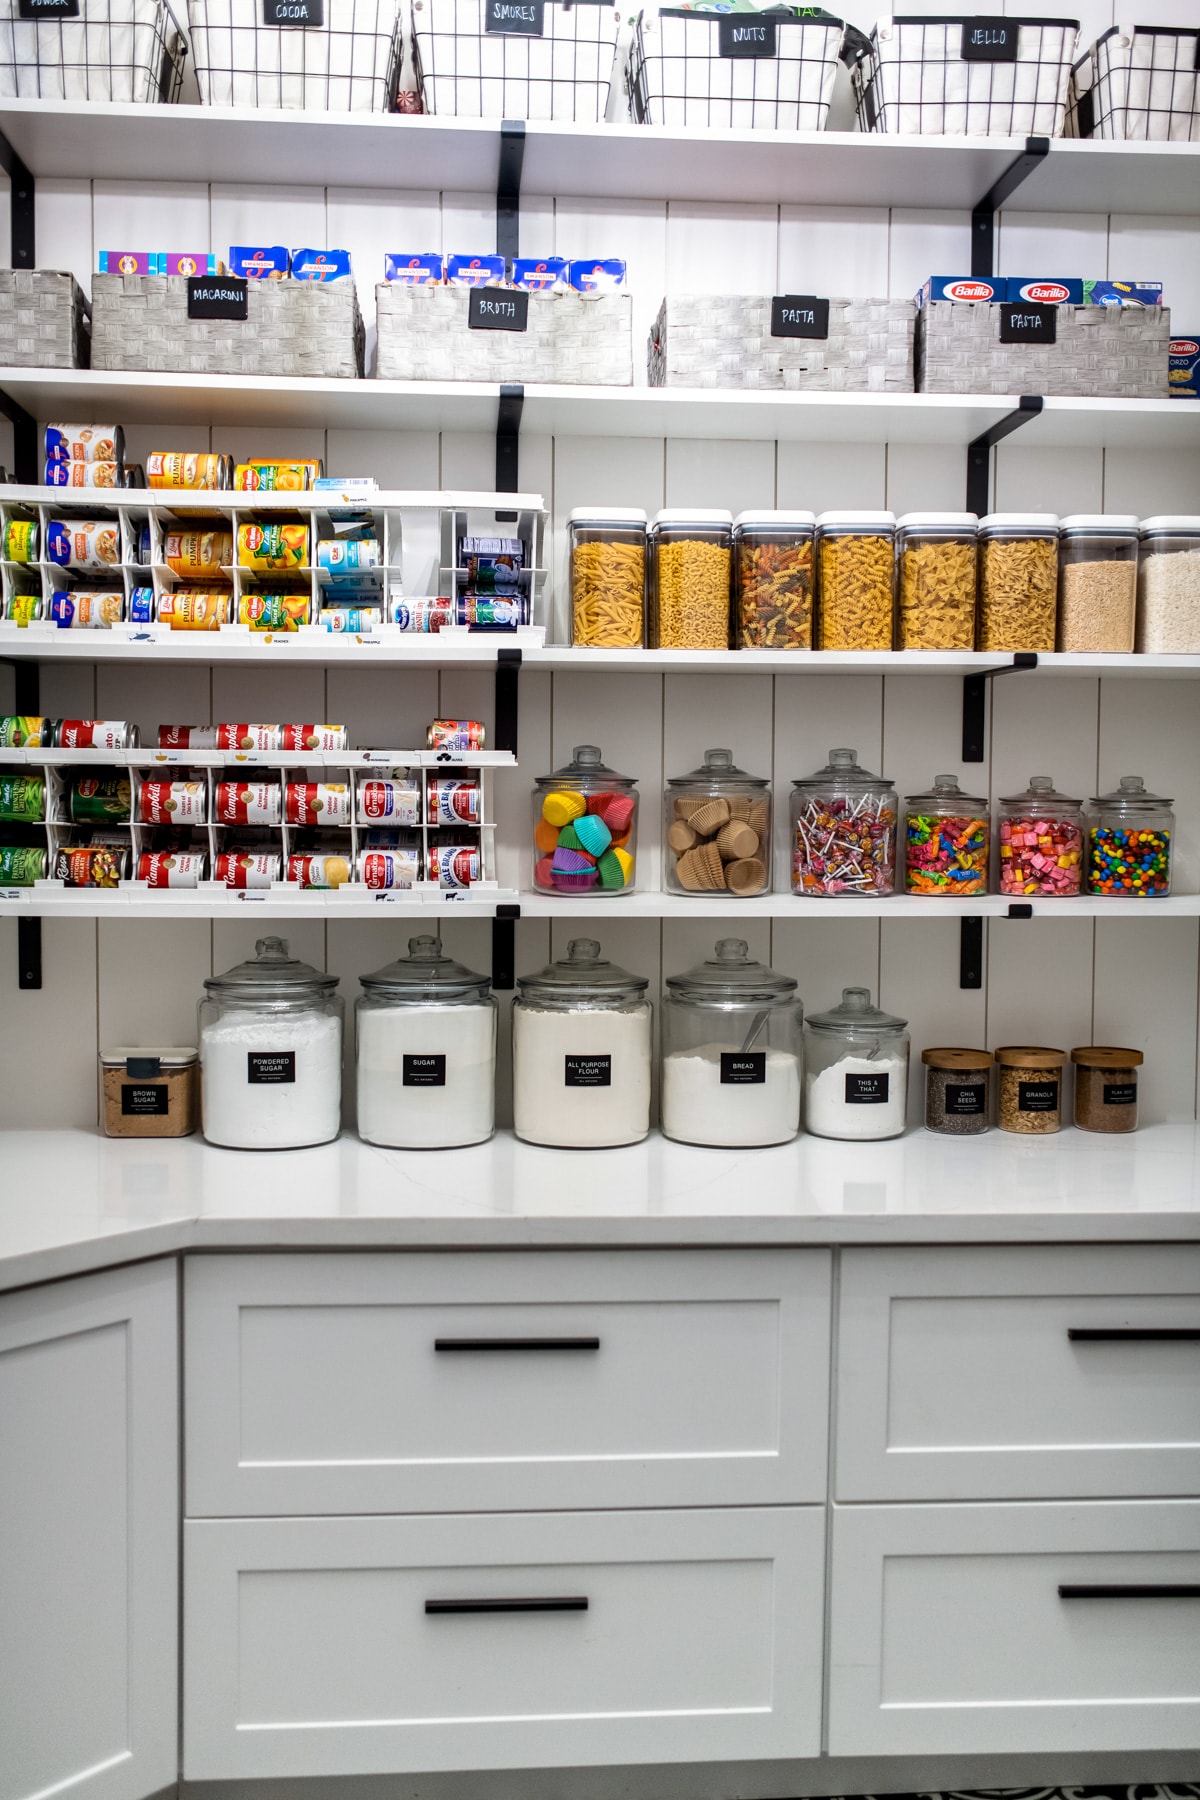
1072, 1045, 1143, 1133
995, 1045, 1066, 1135
100, 1046, 199, 1137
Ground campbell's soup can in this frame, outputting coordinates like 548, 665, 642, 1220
158, 724, 219, 749
278, 723, 348, 751
429, 844, 481, 888
216, 723, 279, 751
427, 778, 479, 826
0, 716, 47, 747
285, 782, 350, 826
54, 844, 130, 887
139, 780, 207, 824
215, 781, 281, 826
427, 718, 485, 750
50, 719, 139, 749
359, 848, 420, 890
357, 778, 420, 825
138, 850, 207, 888
214, 851, 279, 888
287, 853, 352, 889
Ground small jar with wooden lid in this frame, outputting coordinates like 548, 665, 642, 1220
995, 1045, 1066, 1135
100, 1047, 199, 1137
922, 1047, 992, 1135
1072, 1046, 1143, 1133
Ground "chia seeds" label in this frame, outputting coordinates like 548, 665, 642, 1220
946, 1083, 987, 1115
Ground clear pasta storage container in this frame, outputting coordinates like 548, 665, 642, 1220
532, 743, 638, 895
1058, 514, 1138, 651
732, 510, 815, 648
998, 775, 1084, 897
660, 938, 802, 1148
664, 748, 771, 896
568, 508, 646, 649
815, 510, 895, 649
1137, 516, 1200, 652
977, 513, 1059, 652
512, 938, 651, 1148
895, 512, 978, 649
904, 773, 989, 895
1087, 773, 1173, 896
649, 508, 732, 649
791, 747, 897, 897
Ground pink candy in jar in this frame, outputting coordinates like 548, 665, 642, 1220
998, 775, 1084, 897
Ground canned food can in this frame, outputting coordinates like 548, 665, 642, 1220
138, 850, 207, 887
137, 525, 153, 564
129, 586, 156, 624
122, 464, 146, 490
50, 591, 125, 629
357, 778, 419, 825
429, 844, 481, 887
4, 519, 38, 562
216, 722, 280, 751
52, 719, 139, 749
2, 594, 43, 625
287, 853, 352, 889
157, 590, 231, 630
427, 718, 486, 750
0, 775, 45, 821
321, 607, 382, 632
390, 598, 454, 632
46, 424, 124, 465
146, 451, 228, 490
70, 775, 132, 823
215, 781, 281, 826
233, 461, 321, 491
0, 716, 47, 747
139, 780, 207, 824
235, 522, 309, 571
54, 844, 130, 887
0, 845, 46, 885
164, 530, 232, 579
214, 851, 279, 888
238, 593, 311, 631
45, 519, 122, 571
317, 538, 381, 573
458, 596, 524, 628
285, 782, 350, 826
427, 778, 480, 826
359, 848, 420, 889
158, 725, 219, 749
278, 723, 348, 751
45, 460, 121, 489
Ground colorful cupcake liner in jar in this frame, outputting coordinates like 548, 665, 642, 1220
532, 744, 638, 896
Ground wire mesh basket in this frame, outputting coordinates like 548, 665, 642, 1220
851, 15, 1079, 136
1066, 26, 1200, 141
627, 5, 855, 129
0, 0, 186, 101
186, 0, 403, 109
411, 0, 621, 120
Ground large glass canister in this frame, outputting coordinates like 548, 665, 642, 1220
804, 986, 909, 1141
815, 511, 895, 650
660, 938, 802, 1147
1058, 514, 1139, 652
1136, 516, 1200, 653
977, 513, 1059, 652
904, 773, 989, 896
568, 507, 646, 648
791, 747, 897, 897
732, 510, 815, 649
1087, 774, 1174, 897
198, 935, 343, 1149
356, 934, 496, 1149
997, 775, 1084, 897
532, 744, 638, 896
512, 937, 651, 1148
664, 748, 771, 896
649, 509, 732, 649
895, 512, 978, 650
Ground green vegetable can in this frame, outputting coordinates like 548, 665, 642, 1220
0, 775, 45, 822
0, 846, 46, 885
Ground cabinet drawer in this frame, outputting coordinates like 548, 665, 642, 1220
836, 1246, 1200, 1500
829, 1499, 1200, 1757
183, 1506, 823, 1778
184, 1249, 830, 1515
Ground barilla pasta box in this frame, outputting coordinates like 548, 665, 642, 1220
162, 253, 223, 277
384, 253, 443, 284
568, 258, 626, 293
290, 248, 352, 282
1083, 279, 1164, 307
98, 251, 155, 276
915, 276, 1003, 306
1006, 278, 1084, 304
1170, 336, 1200, 398
445, 254, 506, 288
511, 257, 568, 292
228, 245, 290, 280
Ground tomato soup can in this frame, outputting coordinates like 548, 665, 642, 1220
139, 781, 206, 824
278, 723, 348, 751
158, 725, 219, 749
138, 850, 207, 887
52, 719, 139, 749
215, 781, 281, 826
215, 723, 279, 751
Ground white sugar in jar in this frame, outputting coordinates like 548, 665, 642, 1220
802, 986, 909, 1141
356, 936, 496, 1149
512, 939, 651, 1149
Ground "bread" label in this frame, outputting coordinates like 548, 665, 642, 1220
721, 1052, 766, 1085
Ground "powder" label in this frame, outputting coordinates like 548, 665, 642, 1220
565, 1054, 612, 1087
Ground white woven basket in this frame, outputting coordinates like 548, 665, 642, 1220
0, 0, 186, 100
187, 0, 403, 109
648, 294, 915, 392
411, 0, 621, 121
376, 285, 632, 383
916, 300, 1170, 398
1066, 25, 1200, 142
91, 275, 365, 378
0, 271, 90, 368
628, 6, 847, 130
852, 15, 1078, 136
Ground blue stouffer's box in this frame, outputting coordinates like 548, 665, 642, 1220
568, 258, 626, 293
511, 257, 568, 291
1006, 278, 1084, 304
1084, 280, 1163, 307
1170, 335, 1200, 398
446, 254, 506, 287
384, 253, 443, 284
290, 248, 352, 282
228, 245, 289, 279
916, 276, 1004, 305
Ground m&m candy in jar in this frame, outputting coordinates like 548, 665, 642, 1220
998, 775, 1084, 898
1087, 774, 1173, 897
532, 745, 638, 895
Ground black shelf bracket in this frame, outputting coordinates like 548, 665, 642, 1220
971, 136, 1050, 280
962, 651, 1037, 762
491, 903, 521, 991
959, 916, 984, 989
0, 125, 35, 272
0, 386, 39, 486
1007, 902, 1033, 919
495, 381, 524, 510
17, 917, 42, 990
1, 652, 39, 715
496, 119, 526, 264
966, 392, 1043, 516
495, 644, 522, 757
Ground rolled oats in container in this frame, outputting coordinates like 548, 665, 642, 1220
1058, 516, 1138, 653
1136, 517, 1200, 653
922, 1046, 991, 1135
977, 513, 1058, 652
995, 1045, 1065, 1135
649, 509, 732, 649
815, 511, 895, 650
733, 511, 815, 649
895, 512, 978, 649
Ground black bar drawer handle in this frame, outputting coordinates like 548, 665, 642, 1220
434, 1336, 600, 1352
426, 1597, 589, 1615
1059, 1584, 1200, 1600
1068, 1328, 1200, 1341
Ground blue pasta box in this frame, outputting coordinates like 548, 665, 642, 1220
290, 248, 353, 282
1170, 335, 1200, 398
511, 257, 568, 292
228, 245, 290, 279
568, 258, 626, 293
98, 251, 156, 275
915, 275, 1004, 305
446, 254, 507, 288
1083, 279, 1164, 307
162, 253, 223, 277
384, 253, 443, 284
1005, 278, 1084, 304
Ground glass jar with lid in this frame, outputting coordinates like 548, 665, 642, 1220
568, 507, 646, 649
895, 512, 978, 650
660, 938, 802, 1147
512, 937, 651, 1148
904, 773, 989, 896
532, 744, 638, 896
356, 934, 496, 1149
922, 1047, 992, 1136
995, 1045, 1065, 1135
977, 513, 1059, 651
649, 509, 732, 649
804, 986, 909, 1140
665, 748, 771, 896
1137, 516, 1200, 653
198, 935, 343, 1149
1087, 774, 1173, 897
1058, 515, 1138, 652
815, 511, 896, 649
997, 775, 1084, 897
791, 748, 897, 896
732, 510, 815, 649
1072, 1045, 1143, 1134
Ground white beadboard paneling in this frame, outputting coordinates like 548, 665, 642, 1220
883, 674, 984, 804
35, 178, 93, 295
209, 185, 326, 261
554, 196, 667, 389
888, 209, 972, 303
989, 674, 1099, 809
210, 663, 328, 726
666, 202, 779, 296
93, 180, 210, 262
778, 207, 890, 298
1092, 917, 1199, 1125
551, 434, 664, 645
993, 443, 1104, 516
501, 917, 552, 1128
770, 918, 882, 1016
1103, 448, 1200, 515
97, 920, 211, 1050
39, 660, 96, 720
498, 666, 551, 892
96, 664, 212, 741
662, 915, 772, 981
1108, 212, 1200, 318
550, 670, 664, 890
1005, 0, 1110, 56
1097, 676, 1200, 895
324, 667, 438, 750
663, 674, 775, 787
217, 426, 327, 469
664, 439, 775, 514
326, 186, 441, 370
436, 669, 494, 753
885, 444, 966, 516
326, 430, 439, 490
440, 189, 498, 250
881, 918, 989, 1123
986, 918, 1095, 1081
211, 917, 326, 984
121, 424, 212, 472
776, 441, 886, 512
0, 920, 98, 1129
997, 209, 1110, 280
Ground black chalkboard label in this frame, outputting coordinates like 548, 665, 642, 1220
18, 0, 80, 17
846, 1072, 889, 1104
248, 1051, 296, 1085
121, 1083, 169, 1116
719, 15, 777, 56
999, 301, 1056, 345
486, 0, 543, 33
468, 287, 529, 332
188, 275, 248, 321
403, 1054, 447, 1088
263, 0, 323, 23
1017, 1079, 1058, 1112
771, 295, 830, 340
946, 1082, 986, 1116
961, 16, 1018, 61
1103, 1082, 1137, 1106
565, 1054, 611, 1088
721, 1052, 767, 1086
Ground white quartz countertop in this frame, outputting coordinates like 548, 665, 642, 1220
2, 1124, 1199, 1293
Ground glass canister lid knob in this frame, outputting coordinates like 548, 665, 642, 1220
1089, 772, 1175, 808
807, 985, 908, 1032
204, 934, 339, 996
573, 745, 602, 766
569, 937, 601, 961
704, 748, 735, 770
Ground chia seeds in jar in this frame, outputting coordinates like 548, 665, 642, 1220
922, 1047, 992, 1135
1072, 1045, 1143, 1133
